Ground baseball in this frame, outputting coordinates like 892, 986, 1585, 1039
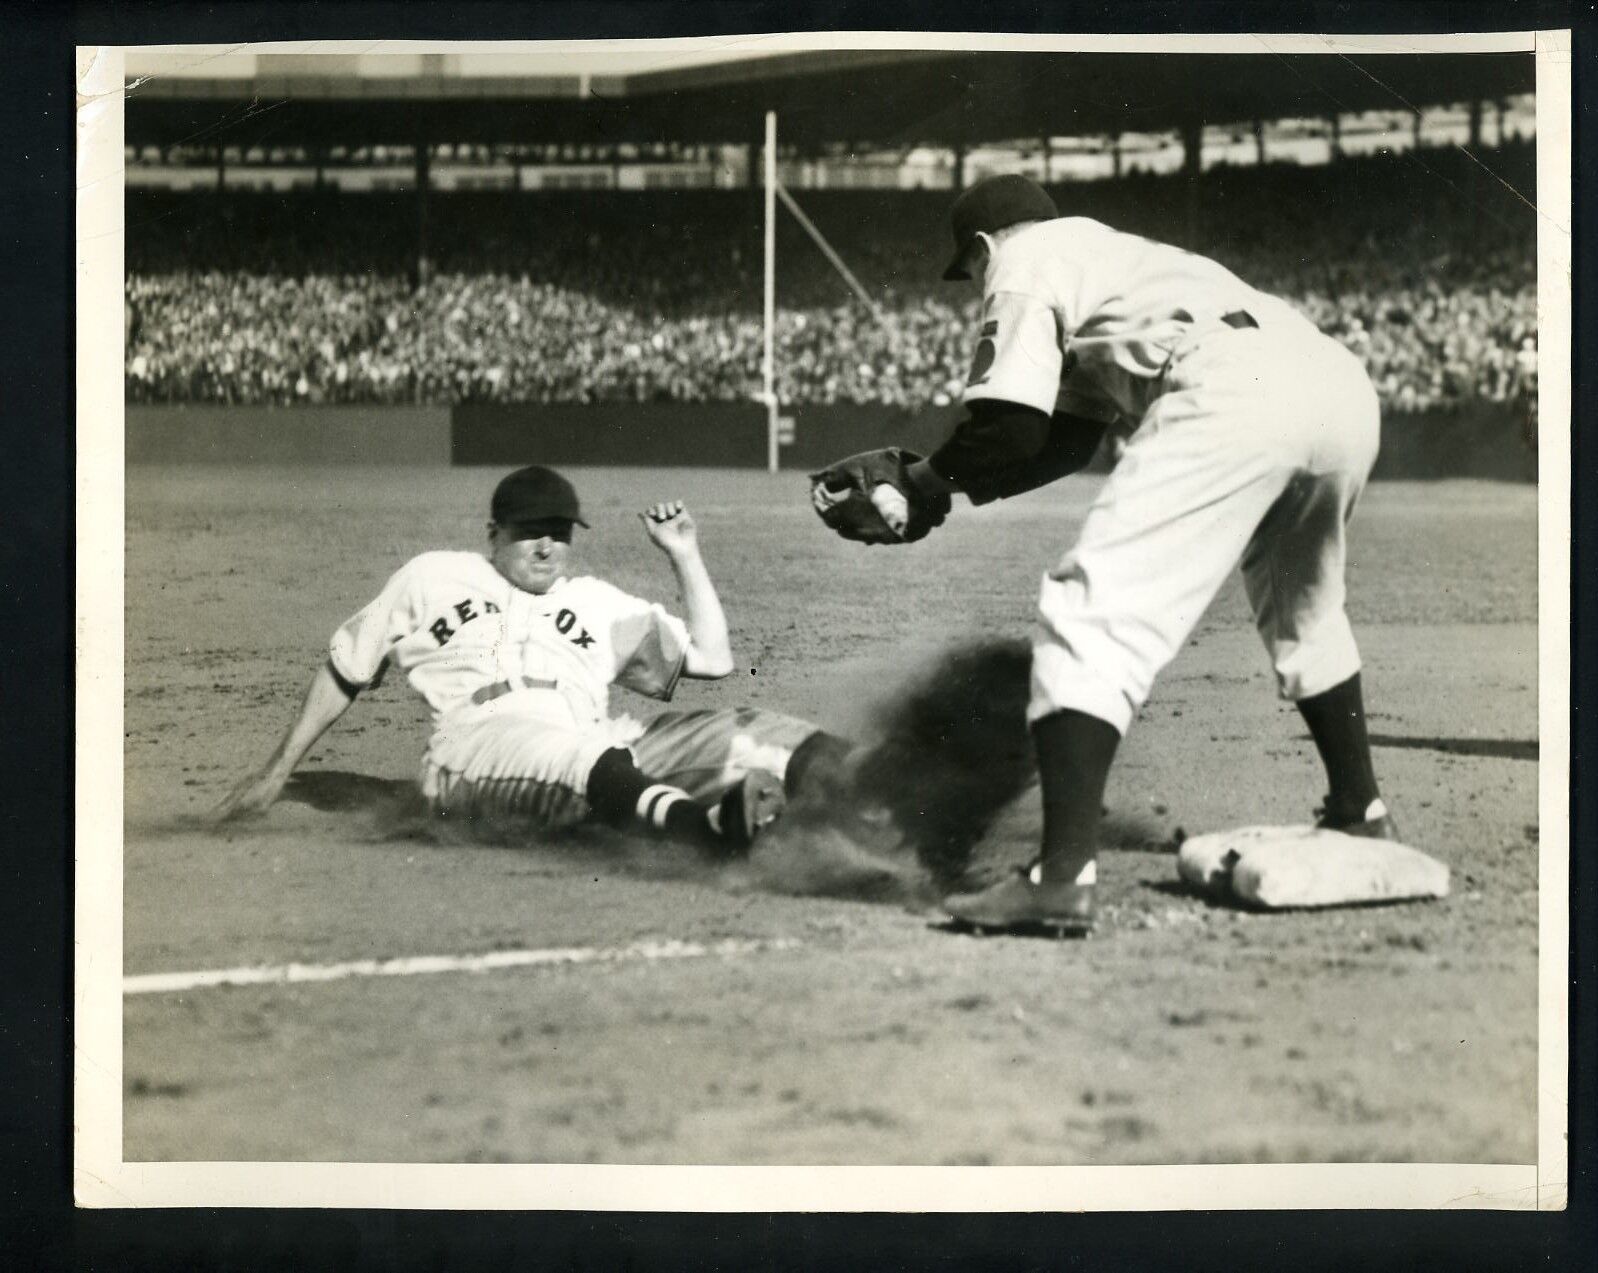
870, 483, 910, 537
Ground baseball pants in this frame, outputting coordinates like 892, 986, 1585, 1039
420, 696, 819, 830
1030, 323, 1382, 734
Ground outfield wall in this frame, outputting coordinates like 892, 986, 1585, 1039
1366, 401, 1538, 482
451, 403, 769, 468
124, 405, 452, 465
450, 402, 968, 469
125, 401, 1537, 481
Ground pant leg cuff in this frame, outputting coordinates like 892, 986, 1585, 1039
1279, 652, 1363, 702
1027, 676, 1134, 735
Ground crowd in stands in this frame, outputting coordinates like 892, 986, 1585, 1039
125, 143, 1538, 414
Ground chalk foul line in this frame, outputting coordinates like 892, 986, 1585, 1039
124, 936, 802, 996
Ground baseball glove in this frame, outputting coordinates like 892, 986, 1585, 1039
808, 447, 951, 545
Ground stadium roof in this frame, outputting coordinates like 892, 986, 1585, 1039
126, 48, 1534, 151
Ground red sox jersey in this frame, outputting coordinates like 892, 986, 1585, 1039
964, 216, 1319, 424
328, 551, 691, 728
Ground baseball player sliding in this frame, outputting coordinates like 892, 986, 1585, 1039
217, 465, 852, 856
812, 174, 1395, 936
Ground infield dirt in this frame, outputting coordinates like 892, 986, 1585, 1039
119, 465, 1540, 1166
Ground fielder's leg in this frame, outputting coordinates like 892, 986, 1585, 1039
1297, 675, 1394, 837
1239, 337, 1394, 840
942, 707, 1116, 935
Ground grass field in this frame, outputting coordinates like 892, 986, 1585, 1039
121, 464, 1540, 1166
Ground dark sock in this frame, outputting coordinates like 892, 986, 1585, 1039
1296, 674, 1381, 821
1031, 709, 1121, 886
783, 730, 854, 800
586, 748, 714, 844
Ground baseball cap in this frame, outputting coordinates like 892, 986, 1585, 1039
942, 174, 1060, 280
490, 465, 589, 530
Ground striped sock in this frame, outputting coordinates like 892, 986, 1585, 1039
636, 783, 694, 833
585, 749, 716, 848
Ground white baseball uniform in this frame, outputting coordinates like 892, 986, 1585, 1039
965, 216, 1380, 733
328, 550, 816, 828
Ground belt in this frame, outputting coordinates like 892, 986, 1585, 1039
1157, 309, 1261, 391
470, 676, 559, 706
1172, 308, 1259, 331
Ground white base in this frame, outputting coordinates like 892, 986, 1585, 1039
1177, 824, 1450, 910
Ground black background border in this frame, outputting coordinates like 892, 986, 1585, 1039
8, 1, 1590, 1267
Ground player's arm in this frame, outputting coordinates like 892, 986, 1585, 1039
210, 660, 362, 822
640, 501, 735, 679
213, 558, 418, 822
906, 400, 1109, 506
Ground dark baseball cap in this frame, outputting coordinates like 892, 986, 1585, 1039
490, 465, 589, 530
942, 174, 1060, 280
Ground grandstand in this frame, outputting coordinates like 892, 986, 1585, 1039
123, 49, 1538, 444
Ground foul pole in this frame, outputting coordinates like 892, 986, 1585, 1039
762, 111, 778, 473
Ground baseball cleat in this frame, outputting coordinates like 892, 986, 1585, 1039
714, 768, 788, 856
942, 861, 1095, 937
1315, 796, 1400, 842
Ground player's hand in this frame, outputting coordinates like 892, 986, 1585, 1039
639, 501, 699, 555
210, 768, 288, 824
809, 448, 950, 545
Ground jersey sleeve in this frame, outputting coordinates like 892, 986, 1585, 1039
1056, 373, 1123, 426
961, 288, 1064, 416
328, 559, 425, 688
606, 590, 692, 702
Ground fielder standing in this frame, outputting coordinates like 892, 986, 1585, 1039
218, 465, 852, 855
811, 174, 1395, 935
